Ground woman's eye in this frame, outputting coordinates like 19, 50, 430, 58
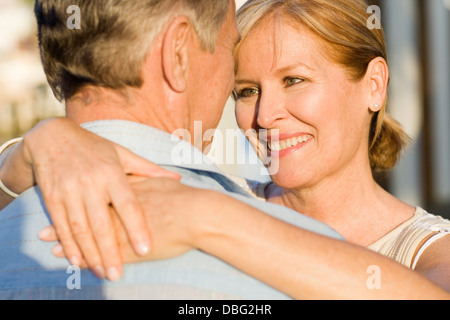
235, 88, 259, 99
284, 77, 304, 87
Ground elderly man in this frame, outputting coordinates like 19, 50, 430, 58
0, 0, 447, 300
0, 0, 342, 299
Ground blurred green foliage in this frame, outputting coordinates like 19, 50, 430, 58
21, 0, 34, 7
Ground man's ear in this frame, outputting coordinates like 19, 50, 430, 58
366, 57, 389, 112
162, 16, 192, 93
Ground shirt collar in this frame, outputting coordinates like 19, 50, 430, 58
80, 120, 223, 175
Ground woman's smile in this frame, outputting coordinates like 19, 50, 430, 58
265, 133, 313, 158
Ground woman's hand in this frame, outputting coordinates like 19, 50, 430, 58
41, 177, 208, 265
16, 118, 180, 281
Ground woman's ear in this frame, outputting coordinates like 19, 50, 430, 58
366, 57, 389, 112
161, 16, 192, 93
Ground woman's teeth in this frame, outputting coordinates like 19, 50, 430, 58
269, 135, 312, 151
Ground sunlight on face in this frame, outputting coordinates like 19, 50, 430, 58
234, 16, 372, 190
189, 0, 240, 150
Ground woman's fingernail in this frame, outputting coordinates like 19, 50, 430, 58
52, 244, 63, 255
69, 256, 81, 266
136, 241, 150, 256
107, 267, 121, 282
93, 265, 105, 279
38, 226, 51, 240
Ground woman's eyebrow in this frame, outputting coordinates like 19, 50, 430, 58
273, 61, 315, 74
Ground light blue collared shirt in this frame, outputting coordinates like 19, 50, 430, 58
0, 120, 343, 300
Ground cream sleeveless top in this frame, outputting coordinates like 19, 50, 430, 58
227, 176, 450, 270
367, 207, 450, 269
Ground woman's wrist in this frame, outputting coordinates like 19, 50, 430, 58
0, 140, 35, 197
189, 191, 252, 253
7, 117, 73, 193
0, 139, 35, 209
0, 119, 61, 199
0, 138, 24, 198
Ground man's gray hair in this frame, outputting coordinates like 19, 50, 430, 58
35, 0, 231, 101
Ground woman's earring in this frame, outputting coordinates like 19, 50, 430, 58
372, 103, 381, 111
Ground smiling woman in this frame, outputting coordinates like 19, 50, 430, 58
230, 0, 450, 290
235, 0, 410, 176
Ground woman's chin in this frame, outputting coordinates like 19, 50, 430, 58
268, 171, 308, 190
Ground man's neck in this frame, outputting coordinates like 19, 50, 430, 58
65, 86, 190, 135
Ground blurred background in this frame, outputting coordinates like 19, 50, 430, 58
0, 0, 64, 141
0, 0, 449, 218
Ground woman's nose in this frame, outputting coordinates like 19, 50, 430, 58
256, 91, 287, 129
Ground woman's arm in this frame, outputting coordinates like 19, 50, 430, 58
98, 178, 450, 299
195, 199, 449, 299
415, 236, 450, 291
0, 118, 180, 281
0, 137, 34, 209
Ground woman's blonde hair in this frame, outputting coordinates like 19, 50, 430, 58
236, 0, 410, 171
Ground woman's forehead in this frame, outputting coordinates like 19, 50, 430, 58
237, 16, 328, 74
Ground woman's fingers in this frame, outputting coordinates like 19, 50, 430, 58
38, 225, 58, 242
85, 191, 123, 281
27, 119, 181, 281
51, 243, 89, 269
39, 224, 111, 279
39, 185, 128, 281
108, 174, 152, 257
43, 195, 84, 268
64, 195, 108, 278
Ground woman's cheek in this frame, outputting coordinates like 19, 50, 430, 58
235, 102, 253, 131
